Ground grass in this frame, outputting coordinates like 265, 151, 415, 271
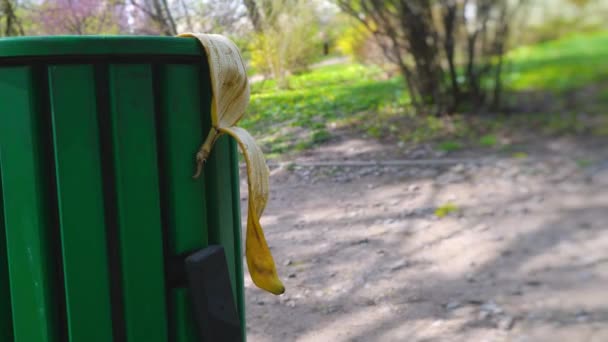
244, 31, 608, 157
506, 31, 608, 92
438, 140, 463, 152
435, 203, 459, 218
511, 152, 529, 159
576, 159, 593, 168
479, 134, 499, 147
244, 63, 404, 156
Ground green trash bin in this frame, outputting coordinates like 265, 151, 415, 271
0, 36, 246, 342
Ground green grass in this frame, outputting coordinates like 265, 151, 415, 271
244, 63, 405, 155
511, 152, 529, 159
244, 31, 608, 157
435, 203, 459, 218
576, 159, 593, 168
506, 31, 608, 92
438, 140, 463, 152
479, 134, 499, 147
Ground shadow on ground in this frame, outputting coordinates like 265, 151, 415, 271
245, 136, 608, 342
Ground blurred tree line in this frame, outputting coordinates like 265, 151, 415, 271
0, 0, 329, 89
1, 0, 606, 115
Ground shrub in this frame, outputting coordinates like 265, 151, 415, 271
249, 0, 320, 89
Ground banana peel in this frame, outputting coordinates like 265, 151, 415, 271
179, 33, 285, 295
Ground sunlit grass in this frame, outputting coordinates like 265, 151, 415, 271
244, 31, 608, 157
506, 31, 608, 91
435, 203, 459, 218
244, 63, 405, 155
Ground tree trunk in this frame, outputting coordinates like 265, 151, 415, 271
156, 0, 177, 35
1, 0, 24, 36
244, 0, 263, 32
398, 1, 445, 113
129, 0, 177, 36
336, 0, 522, 116
442, 0, 460, 111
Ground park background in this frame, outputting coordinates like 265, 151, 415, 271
2, 1, 608, 341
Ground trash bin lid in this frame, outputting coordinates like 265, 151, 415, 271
0, 35, 203, 59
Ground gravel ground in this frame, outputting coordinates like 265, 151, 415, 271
241, 135, 608, 342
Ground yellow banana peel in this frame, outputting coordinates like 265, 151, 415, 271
179, 33, 285, 295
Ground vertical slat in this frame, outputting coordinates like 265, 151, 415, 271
0, 66, 59, 342
108, 64, 167, 342
156, 64, 208, 342
0, 166, 14, 341
201, 42, 246, 336
205, 136, 240, 314
48, 65, 114, 342
229, 139, 247, 341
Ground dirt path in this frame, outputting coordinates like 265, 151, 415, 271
242, 136, 608, 342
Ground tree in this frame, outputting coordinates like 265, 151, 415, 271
517, 0, 608, 44
177, 0, 247, 34
0, 0, 24, 36
336, 0, 525, 115
33, 0, 125, 35
128, 0, 177, 35
243, 0, 263, 32
248, 0, 320, 89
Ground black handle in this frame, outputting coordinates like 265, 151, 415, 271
185, 245, 242, 342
